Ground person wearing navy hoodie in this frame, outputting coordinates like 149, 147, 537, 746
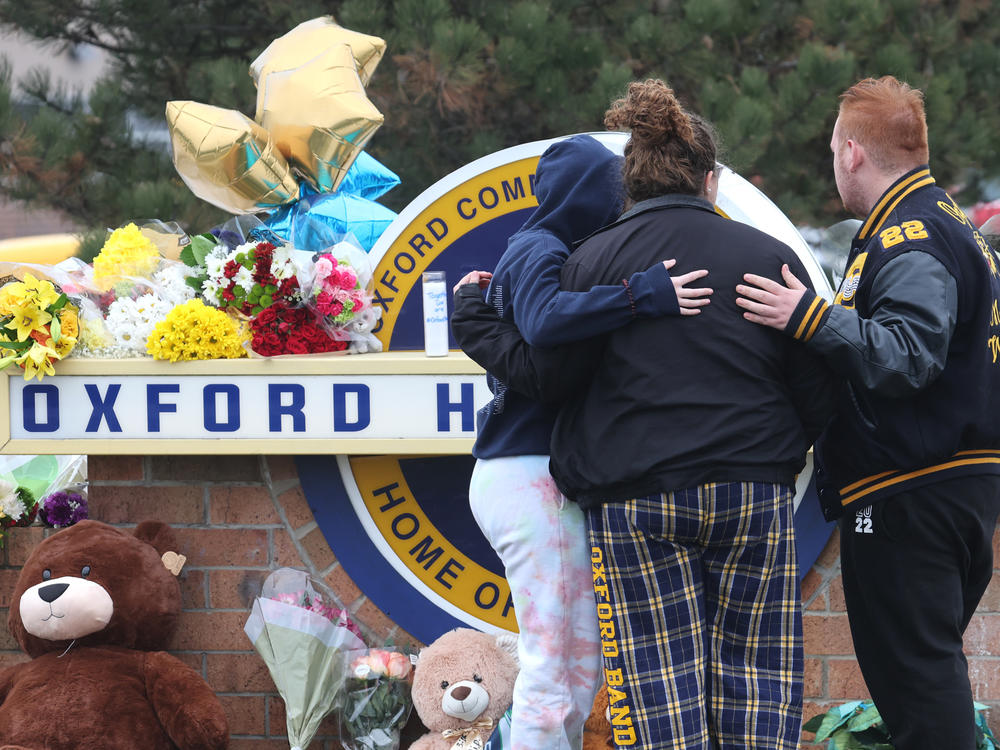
452, 134, 712, 750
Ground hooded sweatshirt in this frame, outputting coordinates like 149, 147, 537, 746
471, 134, 678, 460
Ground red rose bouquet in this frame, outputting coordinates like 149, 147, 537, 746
248, 301, 349, 356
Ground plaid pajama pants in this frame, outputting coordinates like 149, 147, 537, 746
586, 481, 803, 750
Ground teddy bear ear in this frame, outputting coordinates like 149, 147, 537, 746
133, 521, 179, 557
494, 633, 519, 667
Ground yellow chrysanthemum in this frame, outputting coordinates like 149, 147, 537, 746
93, 223, 161, 291
147, 299, 247, 362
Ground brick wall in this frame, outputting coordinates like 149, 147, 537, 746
0, 454, 996, 748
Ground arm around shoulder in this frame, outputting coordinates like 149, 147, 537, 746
452, 284, 595, 402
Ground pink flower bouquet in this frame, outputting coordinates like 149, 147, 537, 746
244, 568, 366, 750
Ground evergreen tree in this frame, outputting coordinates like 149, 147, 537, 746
0, 0, 997, 247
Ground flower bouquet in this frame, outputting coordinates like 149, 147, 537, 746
339, 648, 414, 750
0, 478, 37, 545
73, 222, 196, 358
244, 567, 366, 750
0, 273, 78, 380
248, 300, 348, 356
197, 238, 302, 316
146, 299, 248, 361
182, 227, 348, 357
38, 490, 89, 528
302, 238, 382, 354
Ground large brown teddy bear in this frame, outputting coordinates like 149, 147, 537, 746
410, 628, 518, 750
0, 520, 229, 750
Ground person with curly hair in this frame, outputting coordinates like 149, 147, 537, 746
452, 133, 713, 750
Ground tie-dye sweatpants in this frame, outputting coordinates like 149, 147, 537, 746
470, 455, 602, 750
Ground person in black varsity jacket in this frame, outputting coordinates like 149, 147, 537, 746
736, 76, 1000, 750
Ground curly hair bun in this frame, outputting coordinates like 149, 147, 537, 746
604, 79, 694, 146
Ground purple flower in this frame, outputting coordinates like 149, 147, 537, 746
40, 491, 88, 528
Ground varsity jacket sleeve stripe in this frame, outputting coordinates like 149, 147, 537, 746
802, 251, 958, 396
786, 292, 831, 342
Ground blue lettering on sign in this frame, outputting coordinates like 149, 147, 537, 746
333, 384, 371, 432
374, 483, 406, 511
435, 557, 465, 589
146, 384, 180, 432
479, 186, 499, 210
22, 384, 59, 433
407, 219, 449, 258
457, 197, 476, 220
436, 382, 475, 432
269, 384, 305, 432
204, 384, 240, 432
85, 383, 122, 432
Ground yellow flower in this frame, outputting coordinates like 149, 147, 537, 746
21, 273, 61, 309
53, 334, 77, 359
6, 305, 51, 342
18, 342, 59, 381
78, 315, 113, 350
93, 223, 161, 291
59, 307, 80, 340
147, 299, 247, 361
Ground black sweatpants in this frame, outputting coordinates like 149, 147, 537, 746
839, 475, 1000, 750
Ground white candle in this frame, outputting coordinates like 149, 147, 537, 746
422, 271, 449, 357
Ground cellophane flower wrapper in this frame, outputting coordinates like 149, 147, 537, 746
45, 221, 198, 359
244, 568, 366, 750
298, 234, 382, 354
339, 648, 414, 750
0, 454, 87, 534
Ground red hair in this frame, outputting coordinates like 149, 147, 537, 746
838, 76, 929, 172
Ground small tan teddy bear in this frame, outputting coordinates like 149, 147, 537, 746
409, 628, 518, 750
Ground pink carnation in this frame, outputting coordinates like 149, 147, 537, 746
315, 257, 334, 281
339, 268, 357, 289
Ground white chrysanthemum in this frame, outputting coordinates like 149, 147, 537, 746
0, 479, 24, 522
202, 279, 222, 306
153, 264, 195, 306
233, 266, 254, 292
204, 247, 228, 278
106, 294, 173, 353
233, 241, 258, 255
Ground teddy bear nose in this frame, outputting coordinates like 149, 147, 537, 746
38, 583, 69, 603
450, 685, 472, 701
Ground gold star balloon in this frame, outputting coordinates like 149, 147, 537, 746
165, 101, 300, 215
256, 43, 384, 194
250, 16, 386, 89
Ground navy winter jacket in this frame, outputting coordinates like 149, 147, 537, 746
460, 135, 678, 459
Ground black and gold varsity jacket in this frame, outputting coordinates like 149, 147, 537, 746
784, 165, 1000, 520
